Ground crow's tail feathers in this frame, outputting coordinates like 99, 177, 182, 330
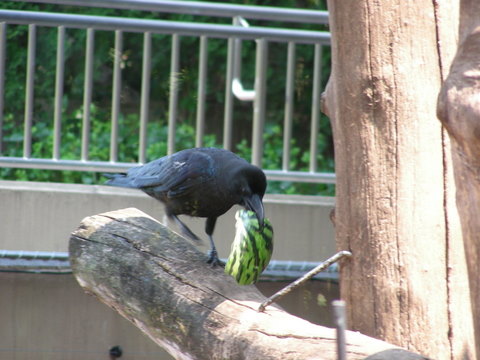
103, 173, 136, 188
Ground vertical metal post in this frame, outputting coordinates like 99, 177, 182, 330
110, 30, 122, 163
0, 22, 6, 155
232, 16, 243, 81
53, 25, 65, 160
332, 300, 347, 360
139, 31, 151, 163
195, 35, 208, 148
282, 42, 295, 171
82, 28, 94, 161
309, 44, 322, 172
251, 38, 268, 167
223, 37, 234, 151
24, 24, 36, 159
168, 34, 180, 155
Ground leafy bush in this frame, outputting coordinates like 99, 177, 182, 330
0, 0, 334, 196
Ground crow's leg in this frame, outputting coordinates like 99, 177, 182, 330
205, 217, 224, 267
162, 213, 168, 226
170, 214, 202, 242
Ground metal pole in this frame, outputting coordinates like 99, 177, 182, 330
139, 31, 151, 163
251, 38, 267, 167
223, 38, 234, 151
53, 25, 65, 160
110, 29, 122, 162
195, 35, 207, 148
81, 28, 94, 161
167, 33, 180, 155
231, 17, 255, 102
332, 300, 347, 360
0, 22, 6, 155
232, 17, 242, 81
282, 41, 295, 171
23, 24, 36, 159
309, 44, 322, 172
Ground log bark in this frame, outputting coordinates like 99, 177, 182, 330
437, 0, 480, 354
323, 1, 475, 359
69, 208, 425, 360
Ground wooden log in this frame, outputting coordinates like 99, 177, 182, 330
437, 15, 480, 355
323, 1, 475, 358
69, 208, 426, 360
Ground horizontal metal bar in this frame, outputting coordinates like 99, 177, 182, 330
0, 250, 337, 280
264, 170, 336, 184
24, 0, 329, 24
0, 157, 135, 172
0, 10, 330, 45
0, 250, 70, 274
0, 157, 336, 183
0, 250, 69, 260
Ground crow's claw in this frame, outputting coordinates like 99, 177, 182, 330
206, 250, 225, 267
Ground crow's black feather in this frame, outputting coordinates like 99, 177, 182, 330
104, 147, 267, 265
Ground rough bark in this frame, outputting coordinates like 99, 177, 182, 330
437, 0, 480, 354
69, 208, 426, 360
324, 1, 475, 359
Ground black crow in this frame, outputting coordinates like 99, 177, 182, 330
104, 147, 266, 266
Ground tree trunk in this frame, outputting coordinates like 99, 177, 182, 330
69, 208, 426, 360
323, 1, 475, 359
437, 0, 480, 355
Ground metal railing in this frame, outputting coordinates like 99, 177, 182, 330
0, 250, 338, 280
0, 0, 334, 184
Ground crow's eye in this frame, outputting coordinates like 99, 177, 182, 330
241, 187, 251, 196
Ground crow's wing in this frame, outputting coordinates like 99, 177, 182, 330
131, 151, 215, 198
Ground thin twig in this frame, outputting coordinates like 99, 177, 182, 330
258, 250, 352, 312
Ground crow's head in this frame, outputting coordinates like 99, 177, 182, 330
235, 166, 266, 227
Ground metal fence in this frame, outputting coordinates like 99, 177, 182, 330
0, 0, 334, 184
0, 249, 338, 280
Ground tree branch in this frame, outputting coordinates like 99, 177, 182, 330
69, 208, 426, 360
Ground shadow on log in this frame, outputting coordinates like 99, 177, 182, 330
69, 208, 427, 360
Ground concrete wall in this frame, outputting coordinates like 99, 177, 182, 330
0, 180, 335, 261
0, 272, 171, 360
0, 272, 338, 360
0, 180, 337, 360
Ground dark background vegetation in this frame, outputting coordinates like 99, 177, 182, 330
0, 0, 333, 195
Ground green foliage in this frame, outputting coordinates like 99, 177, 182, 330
0, 1, 334, 196
237, 123, 334, 195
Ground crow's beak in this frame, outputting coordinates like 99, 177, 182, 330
245, 194, 264, 227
